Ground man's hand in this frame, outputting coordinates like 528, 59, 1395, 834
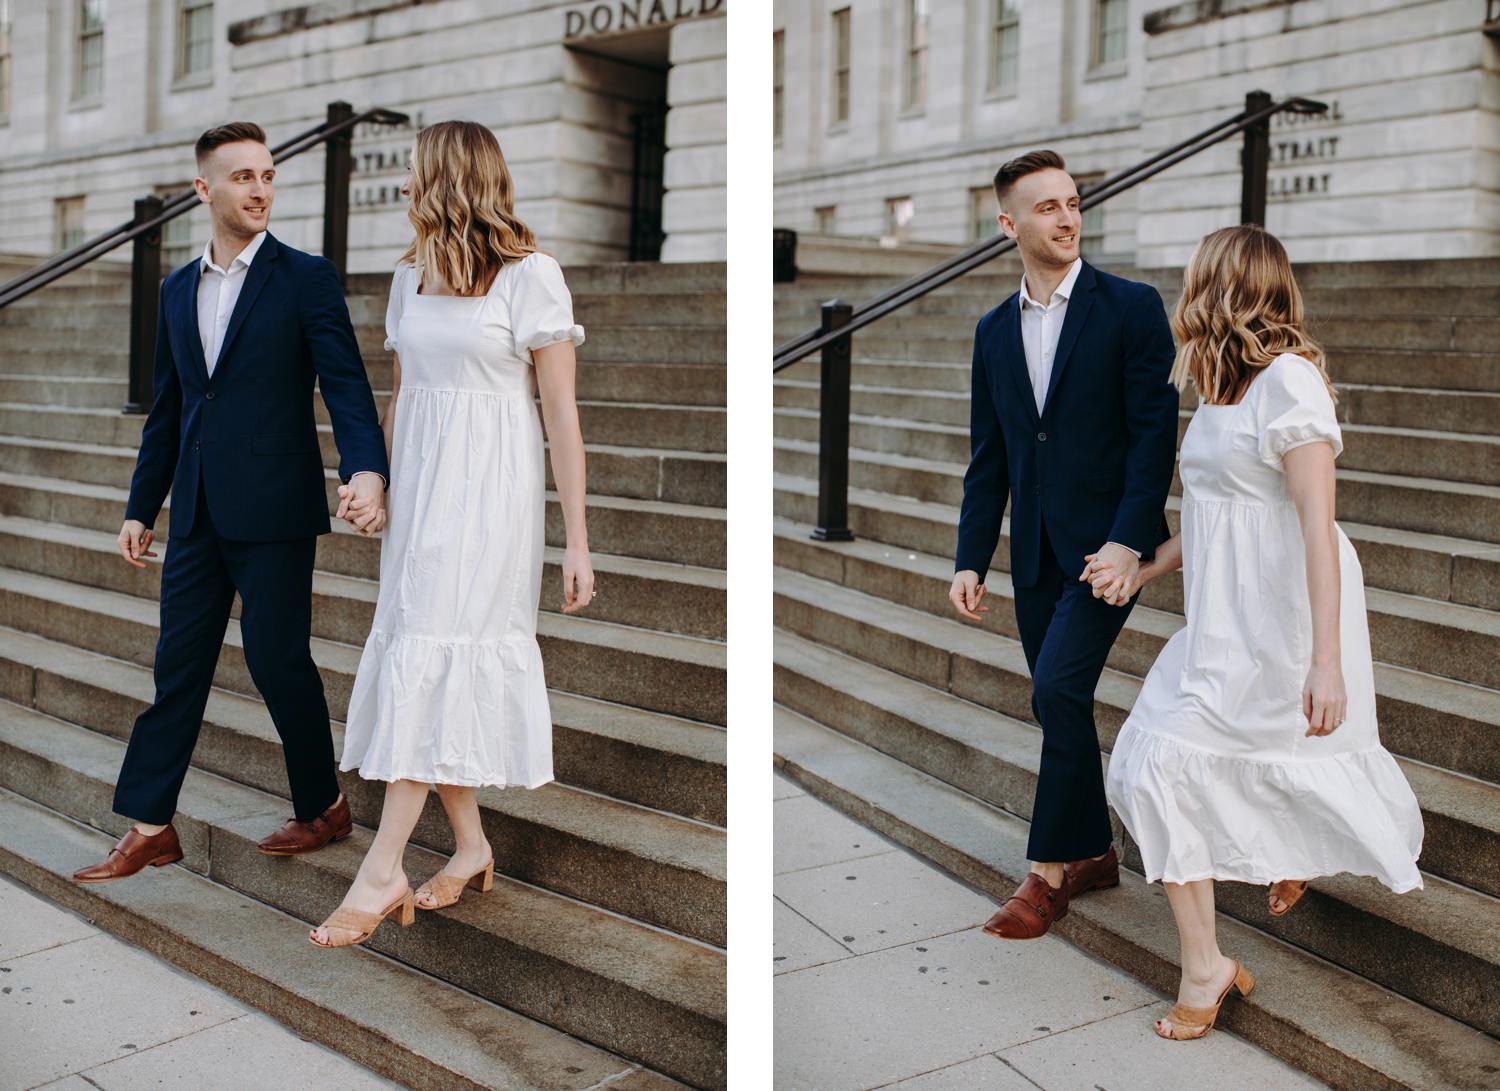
1080, 542, 1141, 606
949, 570, 989, 622
117, 520, 158, 569
336, 472, 386, 536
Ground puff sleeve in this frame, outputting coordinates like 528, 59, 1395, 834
1257, 354, 1343, 467
384, 263, 410, 353
510, 252, 585, 365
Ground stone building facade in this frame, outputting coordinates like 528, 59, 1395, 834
773, 0, 1500, 266
0, 0, 727, 274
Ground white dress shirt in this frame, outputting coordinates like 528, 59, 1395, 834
198, 231, 267, 376
1017, 257, 1082, 417
1018, 258, 1140, 561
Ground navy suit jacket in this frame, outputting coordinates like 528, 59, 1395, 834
955, 261, 1179, 589
125, 233, 389, 542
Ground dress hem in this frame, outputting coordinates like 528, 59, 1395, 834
340, 761, 553, 791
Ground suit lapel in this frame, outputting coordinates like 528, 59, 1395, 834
211, 233, 280, 380
1040, 260, 1095, 416
177, 259, 210, 385
998, 294, 1040, 426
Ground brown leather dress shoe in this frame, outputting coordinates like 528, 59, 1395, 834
73, 825, 184, 883
1064, 845, 1120, 900
982, 872, 1070, 940
256, 794, 352, 856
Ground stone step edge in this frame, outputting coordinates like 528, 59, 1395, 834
0, 700, 726, 1023
772, 706, 1500, 1091
772, 470, 1500, 571
0, 788, 689, 1091
0, 567, 727, 879
774, 629, 1500, 943
772, 435, 1500, 504
773, 518, 1500, 669
0, 622, 725, 808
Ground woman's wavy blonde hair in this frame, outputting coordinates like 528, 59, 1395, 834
400, 120, 537, 295
1170, 224, 1335, 406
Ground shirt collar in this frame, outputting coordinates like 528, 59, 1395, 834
201, 231, 268, 276
1019, 258, 1083, 311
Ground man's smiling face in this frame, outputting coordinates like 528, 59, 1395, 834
196, 140, 275, 240
999, 167, 1082, 269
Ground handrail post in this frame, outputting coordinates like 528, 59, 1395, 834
323, 100, 355, 284
812, 300, 855, 542
124, 195, 164, 415
1240, 89, 1272, 225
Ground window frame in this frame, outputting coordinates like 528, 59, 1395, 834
987, 0, 1020, 98
73, 0, 105, 105
1088, 0, 1128, 76
830, 6, 851, 128
175, 0, 214, 84
772, 28, 784, 142
903, 0, 928, 113
56, 196, 87, 252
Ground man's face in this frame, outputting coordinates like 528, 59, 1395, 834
998, 168, 1081, 268
195, 141, 274, 238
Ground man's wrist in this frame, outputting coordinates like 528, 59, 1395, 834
1105, 540, 1142, 560
349, 470, 387, 489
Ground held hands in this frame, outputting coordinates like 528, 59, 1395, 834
1081, 543, 1146, 606
336, 472, 387, 536
949, 570, 989, 622
1302, 660, 1347, 736
561, 543, 595, 614
117, 520, 157, 568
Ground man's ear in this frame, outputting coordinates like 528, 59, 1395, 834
193, 176, 211, 204
997, 210, 1017, 241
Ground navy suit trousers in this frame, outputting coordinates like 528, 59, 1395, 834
1012, 522, 1138, 863
112, 484, 338, 826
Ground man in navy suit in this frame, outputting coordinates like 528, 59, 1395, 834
950, 150, 1179, 938
74, 122, 390, 883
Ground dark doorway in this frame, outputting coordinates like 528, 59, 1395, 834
629, 107, 667, 262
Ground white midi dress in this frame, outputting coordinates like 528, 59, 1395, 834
339, 252, 585, 788
1104, 353, 1424, 893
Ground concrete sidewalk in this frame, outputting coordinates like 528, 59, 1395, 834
773, 773, 1325, 1091
0, 874, 399, 1091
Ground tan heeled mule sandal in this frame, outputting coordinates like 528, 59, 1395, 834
1268, 879, 1309, 917
309, 887, 416, 948
415, 858, 494, 910
1155, 961, 1255, 1041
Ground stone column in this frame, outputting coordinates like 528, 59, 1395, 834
661, 12, 727, 262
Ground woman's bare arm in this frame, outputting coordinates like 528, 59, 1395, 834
1283, 440, 1346, 735
535, 340, 594, 613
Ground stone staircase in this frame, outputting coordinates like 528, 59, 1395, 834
773, 256, 1500, 1090
0, 259, 726, 1090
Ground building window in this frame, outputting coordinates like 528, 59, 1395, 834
56, 197, 86, 251
905, 0, 928, 110
1074, 172, 1106, 255
772, 29, 784, 141
1091, 0, 1127, 69
75, 0, 104, 102
814, 205, 837, 234
831, 7, 850, 126
885, 196, 914, 242
156, 185, 196, 269
969, 186, 998, 241
989, 0, 1019, 94
177, 0, 213, 79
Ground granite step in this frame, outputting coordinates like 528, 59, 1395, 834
772, 405, 1500, 488
0, 788, 695, 1091
773, 469, 1500, 618
0, 709, 724, 1088
773, 515, 1500, 720
772, 436, 1500, 547
0, 456, 727, 568
0, 569, 726, 944
772, 705, 1500, 1091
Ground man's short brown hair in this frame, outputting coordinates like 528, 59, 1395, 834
195, 122, 268, 168
993, 149, 1067, 208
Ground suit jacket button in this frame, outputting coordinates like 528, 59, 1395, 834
1037, 431, 1047, 441
205, 391, 215, 400
194, 440, 201, 451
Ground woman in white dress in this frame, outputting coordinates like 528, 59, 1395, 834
310, 120, 594, 947
1090, 225, 1423, 1038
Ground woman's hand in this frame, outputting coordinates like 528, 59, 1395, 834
1083, 552, 1154, 606
561, 544, 595, 614
1303, 660, 1347, 736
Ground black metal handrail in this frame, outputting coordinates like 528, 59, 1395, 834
776, 90, 1327, 541
0, 101, 409, 413
772, 92, 1325, 372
